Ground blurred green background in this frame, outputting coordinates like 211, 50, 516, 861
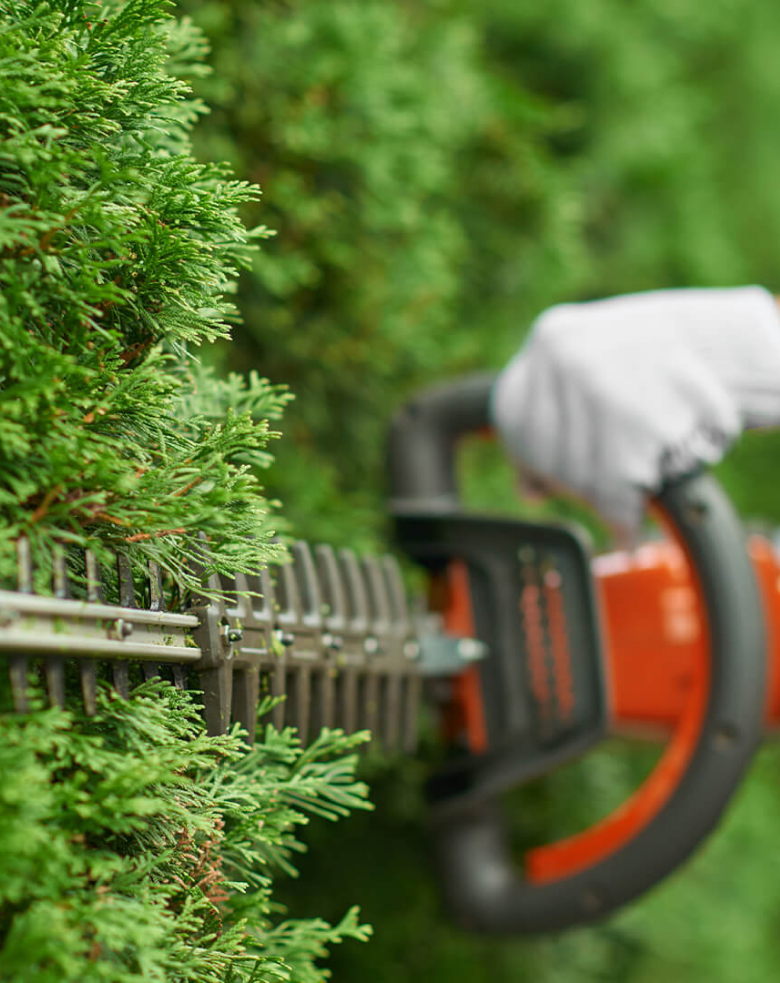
180, 1, 780, 978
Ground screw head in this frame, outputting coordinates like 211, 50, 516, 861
456, 637, 487, 662
0, 608, 19, 628
115, 618, 134, 639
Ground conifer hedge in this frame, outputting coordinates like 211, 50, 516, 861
7, 1, 780, 980
177, 3, 780, 983
0, 2, 372, 979
0, 0, 286, 589
0, 681, 372, 982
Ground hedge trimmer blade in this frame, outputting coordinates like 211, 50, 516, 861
0, 539, 422, 750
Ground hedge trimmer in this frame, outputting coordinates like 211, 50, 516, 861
0, 374, 772, 934
389, 373, 767, 933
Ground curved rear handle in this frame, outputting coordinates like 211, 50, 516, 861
388, 372, 496, 511
431, 472, 765, 933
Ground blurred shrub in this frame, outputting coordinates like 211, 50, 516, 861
180, 0, 591, 544
178, 3, 780, 982
182, 0, 780, 541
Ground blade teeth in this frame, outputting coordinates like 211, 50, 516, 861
45, 658, 66, 709
16, 538, 32, 594
117, 555, 135, 608
113, 662, 130, 699
383, 673, 402, 749
10, 656, 29, 713
4, 534, 418, 752
315, 544, 347, 627
402, 674, 422, 753
172, 664, 188, 691
338, 549, 369, 630
85, 550, 102, 602
148, 560, 164, 611
52, 548, 69, 599
80, 661, 97, 716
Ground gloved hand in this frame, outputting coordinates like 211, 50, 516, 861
491, 286, 780, 532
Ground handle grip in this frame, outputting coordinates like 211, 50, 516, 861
388, 372, 496, 511
390, 376, 766, 933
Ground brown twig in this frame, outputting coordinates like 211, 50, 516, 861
91, 512, 130, 527
118, 338, 154, 367
125, 527, 186, 543
172, 475, 203, 498
19, 225, 59, 258
29, 485, 63, 524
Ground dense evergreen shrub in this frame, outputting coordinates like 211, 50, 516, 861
0, 0, 289, 590
0, 681, 371, 982
0, 2, 370, 979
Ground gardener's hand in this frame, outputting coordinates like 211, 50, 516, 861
491, 286, 780, 533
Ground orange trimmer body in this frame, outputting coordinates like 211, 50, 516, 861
599, 535, 780, 736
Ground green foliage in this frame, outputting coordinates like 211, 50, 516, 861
176, 0, 599, 545
176, 3, 780, 982
7, 0, 780, 981
280, 745, 780, 983
0, 0, 291, 591
1, 3, 376, 980
181, 0, 492, 546
183, 0, 780, 544
0, 680, 372, 982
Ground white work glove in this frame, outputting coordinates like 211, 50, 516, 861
491, 286, 780, 533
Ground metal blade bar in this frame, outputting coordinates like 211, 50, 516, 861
0, 632, 199, 661
0, 591, 198, 627
1, 541, 425, 752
